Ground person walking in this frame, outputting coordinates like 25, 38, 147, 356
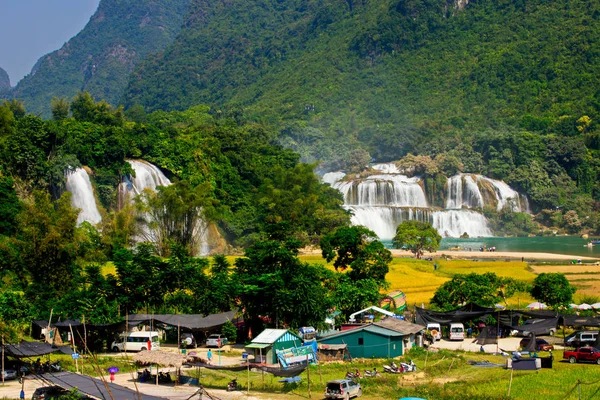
207, 349, 212, 364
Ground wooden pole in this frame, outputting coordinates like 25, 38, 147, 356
247, 357, 250, 395
47, 309, 53, 344
306, 354, 311, 398
507, 368, 513, 397
318, 353, 323, 385
260, 348, 264, 389
82, 314, 86, 374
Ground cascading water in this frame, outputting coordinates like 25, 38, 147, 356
445, 174, 527, 212
335, 175, 428, 207
65, 167, 102, 225
120, 159, 210, 255
431, 210, 492, 238
325, 164, 526, 240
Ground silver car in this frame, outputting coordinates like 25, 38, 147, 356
2, 369, 18, 380
325, 379, 362, 399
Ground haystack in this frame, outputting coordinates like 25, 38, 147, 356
133, 350, 189, 368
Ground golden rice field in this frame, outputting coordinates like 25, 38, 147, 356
531, 264, 600, 301
103, 253, 545, 307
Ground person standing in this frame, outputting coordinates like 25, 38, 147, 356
207, 349, 212, 364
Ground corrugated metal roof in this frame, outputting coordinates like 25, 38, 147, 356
363, 325, 405, 337
245, 342, 270, 349
251, 329, 290, 344
318, 323, 408, 341
375, 318, 425, 335
42, 371, 167, 400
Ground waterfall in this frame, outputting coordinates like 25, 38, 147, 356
334, 175, 428, 207
431, 210, 493, 238
446, 174, 525, 212
127, 159, 172, 195
371, 163, 401, 174
121, 159, 211, 255
65, 168, 102, 225
346, 206, 430, 239
325, 167, 529, 239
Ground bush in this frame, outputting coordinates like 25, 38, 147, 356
221, 320, 237, 343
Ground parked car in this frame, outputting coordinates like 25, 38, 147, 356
519, 337, 554, 351
1, 368, 17, 380
111, 331, 160, 352
32, 386, 93, 399
563, 347, 600, 364
426, 323, 442, 341
564, 331, 598, 348
324, 379, 362, 399
206, 334, 228, 348
517, 319, 556, 337
180, 332, 197, 348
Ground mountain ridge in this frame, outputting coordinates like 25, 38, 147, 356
9, 0, 191, 117
0, 67, 10, 94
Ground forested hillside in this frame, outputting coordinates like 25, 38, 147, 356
121, 0, 600, 222
7, 0, 191, 117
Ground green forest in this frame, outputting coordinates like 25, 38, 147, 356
2, 0, 600, 338
0, 95, 403, 339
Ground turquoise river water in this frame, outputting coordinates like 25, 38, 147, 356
385, 236, 600, 258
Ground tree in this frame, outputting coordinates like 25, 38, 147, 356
392, 220, 441, 258
256, 163, 349, 245
321, 226, 391, 284
135, 180, 215, 256
0, 174, 21, 236
51, 97, 70, 121
235, 239, 332, 334
8, 191, 81, 314
431, 272, 512, 311
530, 273, 576, 309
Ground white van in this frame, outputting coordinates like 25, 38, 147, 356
111, 331, 160, 352
449, 323, 465, 341
427, 323, 442, 341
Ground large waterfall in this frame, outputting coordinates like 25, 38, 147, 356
65, 168, 102, 225
120, 160, 210, 255
445, 173, 529, 212
325, 164, 526, 239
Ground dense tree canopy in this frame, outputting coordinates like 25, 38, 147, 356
431, 272, 526, 311
530, 273, 577, 309
392, 221, 442, 258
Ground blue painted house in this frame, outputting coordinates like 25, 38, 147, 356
245, 329, 302, 364
318, 318, 424, 359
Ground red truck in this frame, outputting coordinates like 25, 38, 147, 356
563, 347, 600, 364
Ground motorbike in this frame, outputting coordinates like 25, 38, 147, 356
158, 371, 172, 383
227, 378, 239, 391
345, 369, 362, 380
383, 360, 417, 374
37, 361, 61, 374
399, 360, 416, 372
363, 368, 381, 378
383, 362, 403, 374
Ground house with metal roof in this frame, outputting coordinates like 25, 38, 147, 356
245, 329, 303, 364
318, 318, 425, 358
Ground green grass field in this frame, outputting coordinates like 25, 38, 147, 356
178, 348, 600, 399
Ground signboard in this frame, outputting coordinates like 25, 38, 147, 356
242, 352, 248, 359
71, 353, 80, 359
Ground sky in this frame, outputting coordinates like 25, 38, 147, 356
0, 0, 100, 86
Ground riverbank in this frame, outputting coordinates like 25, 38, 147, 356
300, 247, 599, 261
389, 249, 600, 261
